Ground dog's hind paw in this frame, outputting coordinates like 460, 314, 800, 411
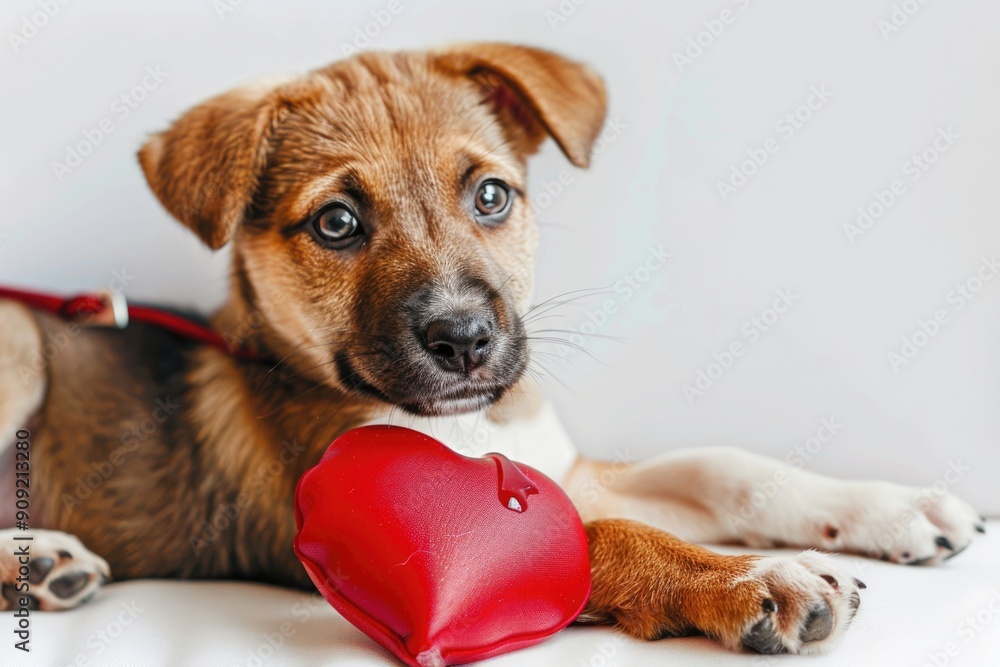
0, 528, 110, 611
806, 480, 984, 566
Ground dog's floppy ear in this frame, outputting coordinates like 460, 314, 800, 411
434, 43, 608, 168
138, 81, 287, 249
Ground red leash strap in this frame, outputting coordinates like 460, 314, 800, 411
0, 286, 263, 361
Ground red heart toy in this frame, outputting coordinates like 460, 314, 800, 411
294, 425, 591, 666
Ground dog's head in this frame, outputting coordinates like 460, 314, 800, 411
139, 44, 606, 415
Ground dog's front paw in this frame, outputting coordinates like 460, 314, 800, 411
736, 551, 862, 654
0, 529, 110, 611
813, 481, 984, 565
582, 520, 862, 655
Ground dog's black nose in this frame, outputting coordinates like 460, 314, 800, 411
423, 314, 493, 372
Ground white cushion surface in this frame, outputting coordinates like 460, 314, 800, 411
11, 523, 998, 667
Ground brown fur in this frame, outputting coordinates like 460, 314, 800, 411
584, 519, 763, 646
16, 43, 612, 587
1, 44, 843, 647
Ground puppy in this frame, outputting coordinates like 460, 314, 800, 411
0, 43, 984, 655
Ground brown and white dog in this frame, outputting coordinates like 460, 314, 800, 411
0, 43, 984, 655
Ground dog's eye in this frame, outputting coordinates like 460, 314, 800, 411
311, 204, 361, 248
474, 180, 511, 222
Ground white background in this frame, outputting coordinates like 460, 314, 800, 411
2, 0, 998, 514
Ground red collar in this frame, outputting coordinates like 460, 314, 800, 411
0, 286, 263, 362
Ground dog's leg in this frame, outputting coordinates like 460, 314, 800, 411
0, 301, 46, 443
583, 519, 861, 654
567, 447, 983, 565
0, 301, 112, 610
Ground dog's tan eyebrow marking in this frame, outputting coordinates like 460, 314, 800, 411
455, 151, 523, 192
459, 161, 478, 188
278, 170, 370, 236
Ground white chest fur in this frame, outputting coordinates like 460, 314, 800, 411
360, 401, 578, 484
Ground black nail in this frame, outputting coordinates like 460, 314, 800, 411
975, 525, 986, 534
762, 598, 778, 614
853, 578, 867, 589
945, 544, 968, 561
935, 536, 955, 551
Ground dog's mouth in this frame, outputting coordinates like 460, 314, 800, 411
334, 349, 523, 417
330, 277, 529, 416
410, 390, 508, 417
